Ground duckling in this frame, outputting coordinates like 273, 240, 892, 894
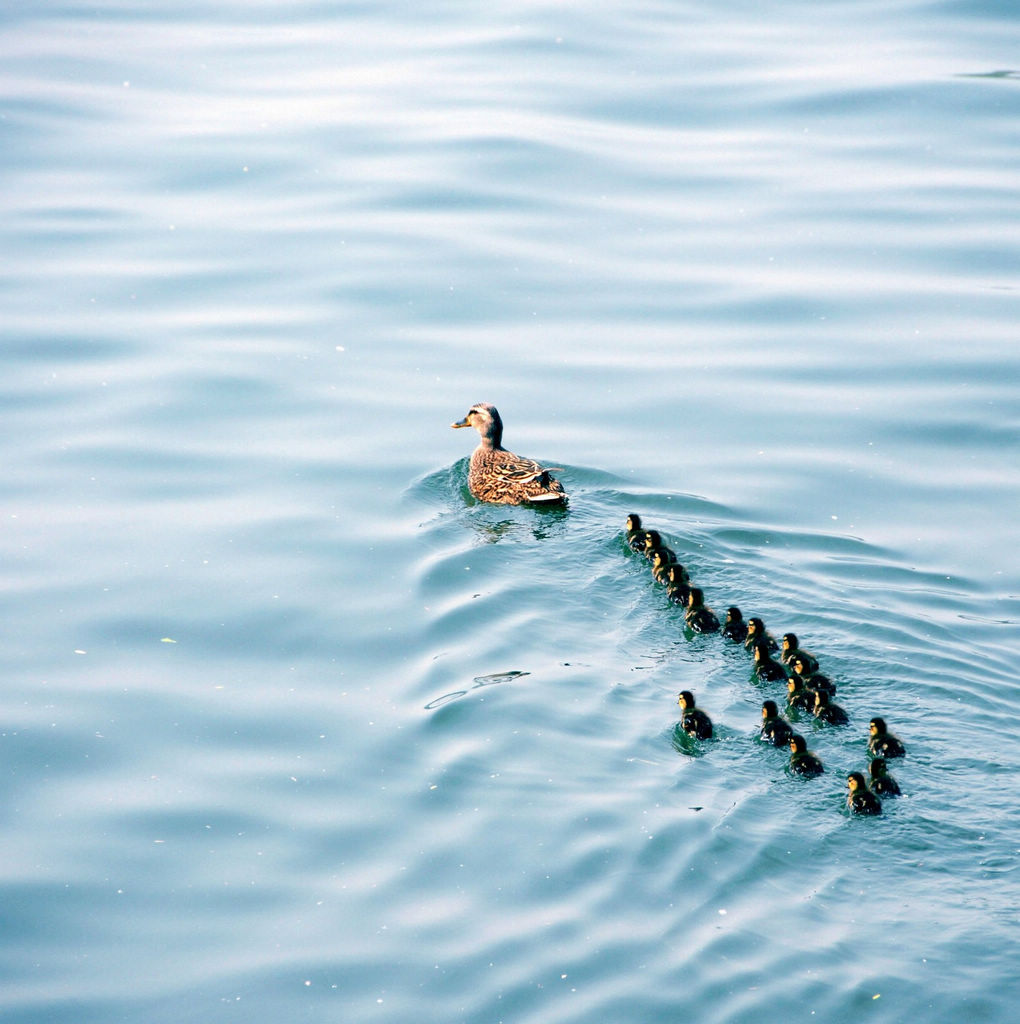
722, 606, 748, 644
665, 565, 691, 605
651, 549, 676, 582
780, 633, 819, 673
868, 717, 906, 758
760, 700, 794, 746
744, 617, 778, 653
847, 772, 882, 815
786, 675, 816, 712
751, 639, 788, 682
625, 513, 648, 552
666, 563, 689, 585
677, 690, 713, 739
789, 734, 824, 776
451, 403, 567, 505
868, 758, 901, 797
793, 667, 836, 698
642, 530, 676, 564
812, 689, 849, 726
685, 587, 720, 634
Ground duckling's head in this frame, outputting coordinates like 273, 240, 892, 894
789, 734, 807, 754
814, 690, 830, 708
747, 617, 765, 635
792, 656, 810, 675
869, 758, 889, 779
626, 513, 642, 531
687, 587, 705, 608
652, 550, 671, 568
677, 690, 696, 710
726, 606, 743, 623
643, 530, 662, 551
762, 700, 779, 720
869, 717, 887, 737
667, 564, 687, 584
451, 403, 503, 447
782, 632, 798, 652
786, 676, 801, 694
847, 771, 867, 794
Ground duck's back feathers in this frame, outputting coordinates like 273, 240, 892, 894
467, 447, 567, 504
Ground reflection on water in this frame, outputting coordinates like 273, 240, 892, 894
425, 670, 531, 709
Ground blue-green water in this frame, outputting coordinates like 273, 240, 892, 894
2, 2, 1018, 1022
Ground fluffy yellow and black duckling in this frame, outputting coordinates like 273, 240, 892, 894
666, 567, 692, 607
868, 717, 906, 758
642, 530, 676, 563
678, 690, 713, 739
847, 772, 882, 815
722, 606, 748, 644
868, 758, 901, 796
685, 587, 720, 634
786, 675, 816, 712
651, 549, 677, 582
625, 513, 648, 552
789, 734, 824, 777
760, 699, 794, 746
751, 639, 788, 682
744, 617, 778, 653
780, 633, 819, 673
790, 660, 835, 697
812, 689, 849, 726
451, 403, 567, 505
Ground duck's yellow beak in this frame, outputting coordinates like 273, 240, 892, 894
451, 417, 470, 428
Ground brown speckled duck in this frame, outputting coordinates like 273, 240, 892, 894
451, 403, 567, 505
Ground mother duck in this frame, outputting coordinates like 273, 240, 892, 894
451, 403, 568, 505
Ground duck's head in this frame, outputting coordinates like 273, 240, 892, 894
869, 758, 889, 779
726, 606, 743, 623
651, 550, 671, 569
667, 564, 687, 584
782, 633, 798, 652
847, 771, 867, 794
451, 403, 503, 447
786, 676, 801, 694
677, 690, 696, 710
626, 513, 642, 531
814, 690, 829, 709
642, 530, 662, 551
687, 587, 705, 609
747, 617, 766, 636
789, 734, 807, 754
869, 717, 887, 737
762, 700, 779, 720
792, 656, 809, 675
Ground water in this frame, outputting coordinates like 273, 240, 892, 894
2, 2, 1018, 1021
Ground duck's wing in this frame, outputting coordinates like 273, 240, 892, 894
503, 456, 563, 483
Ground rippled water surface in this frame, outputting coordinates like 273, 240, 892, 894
2, 2, 1019, 1022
